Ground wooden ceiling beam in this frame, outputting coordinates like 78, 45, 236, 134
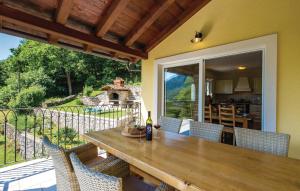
0, 4, 147, 59
124, 0, 175, 47
56, 0, 73, 24
83, 44, 93, 52
145, 0, 211, 52
0, 15, 2, 31
47, 34, 59, 44
96, 0, 129, 38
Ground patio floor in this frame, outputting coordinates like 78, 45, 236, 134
0, 158, 56, 191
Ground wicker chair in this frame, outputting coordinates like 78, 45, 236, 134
70, 153, 175, 191
190, 121, 224, 142
234, 128, 290, 157
42, 136, 129, 191
159, 116, 183, 134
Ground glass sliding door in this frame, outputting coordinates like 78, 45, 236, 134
163, 64, 199, 121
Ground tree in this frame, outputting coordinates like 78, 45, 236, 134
8, 85, 46, 108
0, 60, 8, 86
0, 39, 141, 107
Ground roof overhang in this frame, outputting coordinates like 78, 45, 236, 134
0, 0, 210, 63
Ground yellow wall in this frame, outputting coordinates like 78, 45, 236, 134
141, 0, 300, 159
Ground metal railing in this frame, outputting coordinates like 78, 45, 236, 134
0, 102, 141, 167
165, 100, 197, 119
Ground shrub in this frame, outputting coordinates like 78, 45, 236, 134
53, 127, 77, 143
75, 99, 83, 105
83, 85, 93, 96
8, 86, 46, 108
85, 75, 97, 88
0, 86, 17, 107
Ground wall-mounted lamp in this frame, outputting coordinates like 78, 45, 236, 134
191, 32, 203, 43
238, 66, 247, 70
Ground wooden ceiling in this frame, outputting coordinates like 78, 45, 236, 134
0, 0, 210, 62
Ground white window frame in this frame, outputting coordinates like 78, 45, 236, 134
153, 34, 277, 132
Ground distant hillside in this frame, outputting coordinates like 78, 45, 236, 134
165, 74, 195, 101
165, 74, 186, 100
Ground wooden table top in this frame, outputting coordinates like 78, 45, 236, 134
83, 128, 300, 191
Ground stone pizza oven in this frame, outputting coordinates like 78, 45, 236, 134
101, 77, 131, 105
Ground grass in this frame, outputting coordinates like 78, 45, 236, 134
58, 98, 82, 107
54, 96, 130, 118
8, 114, 37, 131
90, 90, 103, 97
0, 133, 23, 167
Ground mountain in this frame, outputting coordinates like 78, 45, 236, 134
165, 74, 186, 100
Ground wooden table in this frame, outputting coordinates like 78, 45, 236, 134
83, 128, 300, 191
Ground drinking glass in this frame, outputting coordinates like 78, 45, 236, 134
137, 125, 144, 142
153, 124, 161, 139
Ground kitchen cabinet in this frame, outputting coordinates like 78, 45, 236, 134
214, 80, 233, 94
253, 78, 262, 94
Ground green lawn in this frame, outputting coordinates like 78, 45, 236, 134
54, 97, 130, 118
0, 133, 23, 167
47, 89, 132, 119
58, 98, 82, 107
90, 90, 103, 97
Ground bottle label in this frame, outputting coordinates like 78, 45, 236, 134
146, 124, 152, 141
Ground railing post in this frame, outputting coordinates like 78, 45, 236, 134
57, 112, 60, 146
88, 110, 91, 132
33, 114, 36, 158
42, 110, 45, 156
14, 114, 18, 162
64, 109, 67, 149
77, 108, 80, 146
50, 111, 53, 141
4, 117, 7, 165
24, 114, 28, 160
113, 105, 115, 128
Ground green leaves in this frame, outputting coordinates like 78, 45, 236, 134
8, 85, 46, 108
0, 39, 141, 107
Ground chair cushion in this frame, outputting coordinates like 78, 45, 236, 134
124, 176, 156, 191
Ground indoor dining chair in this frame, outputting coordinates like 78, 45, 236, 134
158, 116, 183, 134
43, 136, 128, 191
218, 105, 236, 128
70, 152, 175, 191
204, 105, 212, 123
219, 105, 236, 144
234, 128, 290, 157
190, 121, 224, 142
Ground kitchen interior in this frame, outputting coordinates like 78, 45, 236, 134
204, 51, 262, 130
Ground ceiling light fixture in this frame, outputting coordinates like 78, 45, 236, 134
238, 66, 247, 70
191, 32, 203, 43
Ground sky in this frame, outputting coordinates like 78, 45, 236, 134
165, 72, 177, 81
0, 33, 23, 61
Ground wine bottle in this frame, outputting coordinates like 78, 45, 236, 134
146, 111, 152, 141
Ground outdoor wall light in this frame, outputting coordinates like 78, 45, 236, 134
191, 32, 203, 43
238, 66, 247, 70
